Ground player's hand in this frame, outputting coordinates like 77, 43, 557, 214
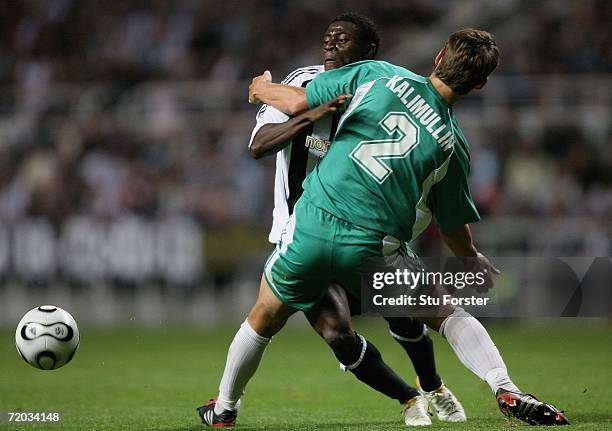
470, 252, 500, 292
304, 94, 352, 122
249, 70, 272, 104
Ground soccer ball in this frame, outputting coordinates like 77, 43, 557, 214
15, 305, 80, 370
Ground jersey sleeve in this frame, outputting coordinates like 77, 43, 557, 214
249, 66, 321, 148
305, 62, 365, 109
428, 149, 480, 233
248, 103, 289, 148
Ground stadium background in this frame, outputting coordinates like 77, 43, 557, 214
0, 0, 610, 325
0, 1, 611, 429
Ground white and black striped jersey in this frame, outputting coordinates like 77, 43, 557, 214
249, 65, 341, 244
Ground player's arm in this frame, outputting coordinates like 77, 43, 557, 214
441, 224, 500, 291
441, 224, 500, 273
249, 71, 309, 115
440, 223, 478, 257
250, 95, 351, 159
249, 66, 357, 115
429, 150, 499, 289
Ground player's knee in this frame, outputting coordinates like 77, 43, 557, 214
323, 326, 357, 355
246, 313, 275, 337
306, 302, 354, 350
247, 303, 288, 338
439, 307, 473, 338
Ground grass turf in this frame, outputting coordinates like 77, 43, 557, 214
1, 320, 611, 430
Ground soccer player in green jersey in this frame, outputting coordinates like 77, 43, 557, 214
201, 29, 569, 426
245, 13, 464, 425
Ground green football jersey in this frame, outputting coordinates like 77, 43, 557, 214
303, 60, 479, 242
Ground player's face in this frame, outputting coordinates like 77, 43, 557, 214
322, 21, 368, 71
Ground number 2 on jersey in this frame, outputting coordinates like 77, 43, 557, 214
349, 112, 419, 183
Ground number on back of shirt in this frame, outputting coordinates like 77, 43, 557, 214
350, 112, 419, 183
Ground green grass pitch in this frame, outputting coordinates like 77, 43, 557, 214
1, 320, 611, 430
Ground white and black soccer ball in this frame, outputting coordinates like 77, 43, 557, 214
15, 305, 80, 370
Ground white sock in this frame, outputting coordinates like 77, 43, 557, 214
440, 308, 520, 394
215, 319, 270, 415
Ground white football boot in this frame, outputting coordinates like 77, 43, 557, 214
418, 381, 466, 422
402, 395, 432, 426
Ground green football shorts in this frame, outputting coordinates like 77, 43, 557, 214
264, 198, 391, 312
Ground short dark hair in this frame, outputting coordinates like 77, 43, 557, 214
434, 28, 499, 95
331, 12, 380, 57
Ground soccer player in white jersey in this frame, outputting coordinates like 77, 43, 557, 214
244, 13, 464, 426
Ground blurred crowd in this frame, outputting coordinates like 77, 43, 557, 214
0, 0, 610, 253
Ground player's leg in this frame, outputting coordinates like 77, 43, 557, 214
198, 275, 296, 427
305, 283, 430, 426
390, 246, 518, 396
380, 242, 448, 392
421, 306, 568, 425
372, 241, 463, 420
384, 317, 442, 391
200, 199, 339, 426
382, 244, 566, 424
305, 284, 421, 403
420, 306, 519, 395
325, 222, 440, 425
385, 316, 466, 422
